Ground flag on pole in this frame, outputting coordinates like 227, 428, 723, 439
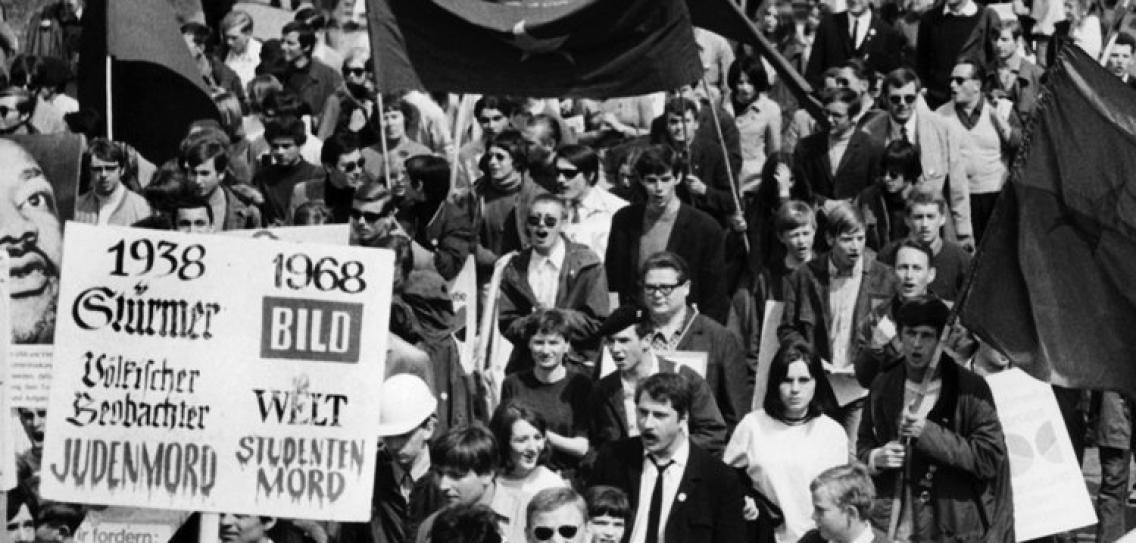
77, 0, 220, 164
366, 0, 703, 97
959, 45, 1136, 394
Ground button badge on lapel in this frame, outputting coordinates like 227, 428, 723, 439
677, 492, 687, 503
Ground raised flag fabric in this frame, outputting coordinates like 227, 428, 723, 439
959, 45, 1136, 394
77, 0, 220, 164
366, 0, 703, 97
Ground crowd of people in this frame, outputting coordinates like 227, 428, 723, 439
5, 0, 1136, 541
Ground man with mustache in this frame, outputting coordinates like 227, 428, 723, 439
588, 372, 745, 543
779, 201, 898, 453
1, 138, 62, 344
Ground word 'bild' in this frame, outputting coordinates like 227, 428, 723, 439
260, 297, 363, 363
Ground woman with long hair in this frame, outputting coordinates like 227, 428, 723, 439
488, 401, 569, 543
723, 342, 847, 543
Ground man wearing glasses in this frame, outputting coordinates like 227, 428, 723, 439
349, 181, 398, 247
862, 68, 974, 252
292, 132, 370, 223
525, 487, 589, 543
498, 194, 609, 373
74, 138, 151, 226
605, 145, 728, 324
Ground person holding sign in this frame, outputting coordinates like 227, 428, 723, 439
588, 306, 726, 456
723, 342, 845, 543
856, 298, 1013, 542
498, 194, 609, 374
637, 251, 749, 430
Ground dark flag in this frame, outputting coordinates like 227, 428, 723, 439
366, 0, 703, 97
78, 0, 219, 164
959, 46, 1136, 393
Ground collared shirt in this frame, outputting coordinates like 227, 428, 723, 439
850, 525, 877, 543
95, 183, 126, 226
527, 239, 566, 309
888, 114, 919, 146
562, 185, 628, 260
620, 353, 660, 436
390, 449, 431, 503
942, 0, 979, 16
848, 10, 872, 49
953, 96, 985, 130
649, 306, 693, 353
225, 37, 262, 88
827, 256, 864, 373
828, 131, 852, 176
629, 439, 691, 543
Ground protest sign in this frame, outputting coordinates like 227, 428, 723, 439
224, 224, 351, 245
985, 368, 1096, 540
0, 253, 14, 492
72, 507, 188, 543
752, 301, 784, 411
657, 351, 708, 377
41, 223, 393, 521
6, 134, 84, 409
449, 255, 477, 373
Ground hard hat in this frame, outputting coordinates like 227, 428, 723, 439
376, 373, 437, 437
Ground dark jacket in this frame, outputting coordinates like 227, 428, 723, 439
285, 58, 343, 125
334, 448, 443, 543
398, 197, 476, 282
778, 251, 899, 366
987, 57, 1045, 122
219, 184, 264, 231
590, 359, 727, 456
805, 9, 907, 87
916, 5, 1001, 107
672, 312, 751, 431
606, 203, 729, 323
856, 181, 910, 252
498, 240, 610, 372
589, 438, 747, 543
857, 360, 1014, 542
793, 129, 884, 202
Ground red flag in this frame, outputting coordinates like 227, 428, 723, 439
78, 0, 219, 164
959, 46, 1136, 393
366, 0, 703, 97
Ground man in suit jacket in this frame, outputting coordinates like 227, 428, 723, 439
779, 202, 898, 452
589, 306, 727, 455
861, 68, 974, 251
805, 0, 906, 88
606, 145, 729, 323
650, 97, 737, 228
794, 88, 884, 203
589, 372, 746, 543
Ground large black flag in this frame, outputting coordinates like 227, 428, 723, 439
959, 46, 1136, 394
366, 0, 703, 97
78, 0, 220, 164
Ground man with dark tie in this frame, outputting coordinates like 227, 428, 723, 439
805, 0, 905, 88
588, 372, 745, 543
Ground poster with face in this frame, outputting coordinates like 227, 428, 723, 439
41, 223, 392, 520
3, 134, 83, 409
0, 252, 15, 493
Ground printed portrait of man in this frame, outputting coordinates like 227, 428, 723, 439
1, 138, 64, 344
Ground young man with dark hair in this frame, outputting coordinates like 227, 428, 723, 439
416, 425, 506, 543
392, 154, 475, 281
585, 486, 630, 543
180, 137, 261, 231
350, 181, 397, 247
588, 372, 746, 543
589, 306, 727, 455
553, 144, 627, 260
75, 138, 151, 226
990, 19, 1045, 120
915, 0, 1000, 108
779, 201, 898, 451
459, 96, 516, 186
651, 97, 736, 228
877, 188, 971, 302
292, 131, 369, 223
253, 115, 325, 225
793, 87, 883, 204
279, 20, 342, 124
857, 298, 1013, 541
605, 145, 729, 323
32, 502, 83, 543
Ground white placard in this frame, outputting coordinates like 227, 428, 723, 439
985, 368, 1097, 540
41, 222, 393, 521
224, 224, 351, 245
752, 301, 784, 411
0, 252, 14, 491
657, 350, 708, 378
449, 255, 477, 373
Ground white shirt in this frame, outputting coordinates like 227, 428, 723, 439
225, 37, 262, 88
942, 0, 979, 16
561, 186, 628, 261
96, 183, 127, 226
620, 354, 660, 436
827, 256, 863, 374
848, 10, 872, 49
629, 439, 691, 543
526, 240, 566, 310
849, 525, 877, 543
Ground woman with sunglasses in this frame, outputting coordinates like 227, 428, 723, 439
723, 342, 847, 543
499, 309, 595, 482
490, 401, 570, 543
316, 47, 378, 145
856, 139, 921, 251
498, 194, 609, 374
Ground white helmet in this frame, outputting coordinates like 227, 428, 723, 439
375, 373, 437, 437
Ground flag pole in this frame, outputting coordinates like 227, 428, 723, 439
375, 91, 392, 187
698, 76, 750, 254
105, 55, 114, 140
